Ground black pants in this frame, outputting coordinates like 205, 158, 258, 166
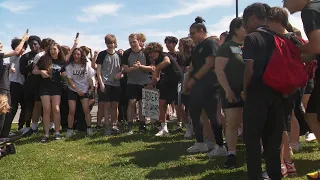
60, 87, 69, 130
6, 82, 26, 132
243, 82, 283, 180
294, 86, 311, 135
189, 84, 223, 145
0, 91, 11, 138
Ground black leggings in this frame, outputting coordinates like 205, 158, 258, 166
294, 86, 311, 135
189, 85, 223, 146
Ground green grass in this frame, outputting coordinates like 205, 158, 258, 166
0, 124, 319, 180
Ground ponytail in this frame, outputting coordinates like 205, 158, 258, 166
224, 32, 233, 43
286, 22, 294, 32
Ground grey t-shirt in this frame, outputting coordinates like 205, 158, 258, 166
66, 61, 95, 93
96, 50, 121, 87
9, 55, 25, 85
122, 49, 151, 85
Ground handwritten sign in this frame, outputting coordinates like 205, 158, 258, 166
142, 88, 159, 120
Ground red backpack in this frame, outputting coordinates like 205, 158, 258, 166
257, 28, 308, 94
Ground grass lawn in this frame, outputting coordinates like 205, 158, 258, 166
0, 124, 319, 180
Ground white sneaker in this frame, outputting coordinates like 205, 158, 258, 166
187, 142, 209, 153
21, 127, 31, 135
290, 142, 302, 153
9, 132, 16, 137
155, 129, 169, 137
126, 130, 134, 135
87, 128, 93, 136
66, 129, 73, 138
204, 138, 216, 149
184, 124, 193, 139
207, 144, 227, 158
305, 132, 317, 142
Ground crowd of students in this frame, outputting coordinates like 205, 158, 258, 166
0, 1, 320, 179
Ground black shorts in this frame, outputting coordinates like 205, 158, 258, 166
126, 84, 146, 100
157, 82, 178, 104
98, 84, 121, 102
68, 89, 89, 101
39, 83, 61, 97
220, 88, 244, 109
306, 78, 320, 114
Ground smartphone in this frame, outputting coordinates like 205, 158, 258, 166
26, 29, 29, 34
76, 32, 79, 38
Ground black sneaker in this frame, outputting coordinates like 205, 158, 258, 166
49, 128, 55, 135
40, 136, 49, 143
22, 128, 34, 137
139, 125, 147, 133
175, 127, 183, 133
55, 133, 62, 140
224, 154, 236, 169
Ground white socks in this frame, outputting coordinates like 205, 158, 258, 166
161, 122, 168, 131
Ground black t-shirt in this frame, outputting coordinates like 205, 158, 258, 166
169, 52, 184, 66
0, 53, 10, 92
191, 38, 219, 86
155, 52, 183, 83
216, 41, 245, 89
301, 0, 320, 72
36, 58, 66, 88
19, 51, 41, 88
242, 28, 275, 80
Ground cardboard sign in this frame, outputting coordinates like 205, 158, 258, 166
142, 88, 159, 120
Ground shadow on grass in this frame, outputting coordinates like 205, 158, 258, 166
145, 161, 247, 179
86, 130, 188, 146
110, 141, 194, 168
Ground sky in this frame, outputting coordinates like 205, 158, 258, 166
0, 0, 306, 60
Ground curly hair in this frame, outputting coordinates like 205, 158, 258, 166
69, 48, 88, 66
0, 94, 10, 114
179, 37, 194, 57
144, 42, 163, 54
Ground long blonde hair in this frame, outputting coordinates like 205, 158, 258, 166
0, 94, 10, 114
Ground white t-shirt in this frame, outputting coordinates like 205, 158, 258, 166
66, 61, 95, 93
9, 56, 25, 85
33, 51, 45, 64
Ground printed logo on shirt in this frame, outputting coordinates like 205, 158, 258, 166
230, 46, 242, 54
198, 47, 203, 53
73, 69, 87, 79
27, 59, 34, 66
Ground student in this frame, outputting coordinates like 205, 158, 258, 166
3, 39, 28, 137
0, 33, 29, 137
96, 34, 122, 136
284, 0, 320, 178
33, 43, 67, 143
19, 36, 42, 133
164, 36, 184, 131
65, 47, 94, 137
122, 34, 154, 135
242, 3, 284, 180
23, 38, 55, 136
145, 42, 183, 136
215, 17, 246, 169
178, 37, 194, 138
185, 17, 226, 156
